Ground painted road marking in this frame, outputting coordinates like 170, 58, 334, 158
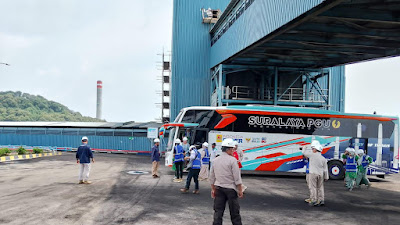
0, 152, 62, 163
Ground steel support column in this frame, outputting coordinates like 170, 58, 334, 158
274, 67, 278, 105
218, 64, 223, 106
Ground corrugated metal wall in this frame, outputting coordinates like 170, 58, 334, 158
210, 0, 324, 67
329, 66, 345, 112
171, 0, 231, 120
171, 0, 345, 119
0, 128, 153, 153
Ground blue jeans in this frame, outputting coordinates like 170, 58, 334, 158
185, 168, 200, 190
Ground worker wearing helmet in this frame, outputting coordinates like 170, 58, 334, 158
356, 149, 373, 188
209, 138, 243, 225
182, 137, 190, 154
232, 141, 242, 168
151, 138, 161, 178
210, 143, 218, 167
180, 145, 201, 194
182, 137, 190, 168
76, 136, 94, 184
173, 139, 184, 182
304, 140, 321, 203
342, 147, 357, 191
199, 142, 210, 181
232, 141, 247, 193
302, 140, 329, 206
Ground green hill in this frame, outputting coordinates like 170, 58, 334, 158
0, 91, 105, 122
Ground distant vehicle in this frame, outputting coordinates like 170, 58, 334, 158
161, 106, 399, 179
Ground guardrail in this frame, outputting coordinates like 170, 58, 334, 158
227, 86, 328, 103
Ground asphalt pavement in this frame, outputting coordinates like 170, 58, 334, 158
0, 152, 399, 225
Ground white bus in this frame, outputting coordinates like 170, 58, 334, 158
161, 106, 399, 179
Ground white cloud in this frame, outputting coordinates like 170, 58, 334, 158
345, 56, 400, 118
0, 33, 42, 49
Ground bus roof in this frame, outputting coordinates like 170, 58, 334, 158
181, 105, 398, 121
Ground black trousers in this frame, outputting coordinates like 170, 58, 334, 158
185, 168, 200, 190
213, 187, 242, 225
175, 161, 183, 179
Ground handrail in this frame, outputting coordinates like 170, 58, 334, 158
228, 86, 329, 103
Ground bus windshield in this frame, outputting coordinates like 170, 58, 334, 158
167, 127, 177, 151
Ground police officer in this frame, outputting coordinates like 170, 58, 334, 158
209, 138, 243, 225
180, 145, 201, 194
173, 139, 184, 182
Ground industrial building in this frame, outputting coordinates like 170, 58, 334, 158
0, 121, 161, 153
171, 0, 400, 120
1, 0, 400, 153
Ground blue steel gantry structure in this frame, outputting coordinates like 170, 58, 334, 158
171, 0, 400, 121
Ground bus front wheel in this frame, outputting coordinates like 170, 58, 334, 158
328, 160, 345, 180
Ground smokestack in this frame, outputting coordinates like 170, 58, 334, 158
96, 80, 102, 119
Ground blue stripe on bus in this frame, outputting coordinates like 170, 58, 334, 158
245, 137, 312, 154
242, 152, 303, 170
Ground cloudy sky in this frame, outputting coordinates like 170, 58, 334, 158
0, 0, 399, 122
0, 0, 173, 122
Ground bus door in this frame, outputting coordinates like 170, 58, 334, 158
349, 138, 368, 155
191, 128, 209, 147
161, 123, 199, 167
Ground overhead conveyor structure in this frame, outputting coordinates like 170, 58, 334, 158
211, 0, 400, 68
206, 0, 400, 111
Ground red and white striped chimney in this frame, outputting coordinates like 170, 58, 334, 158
96, 80, 102, 119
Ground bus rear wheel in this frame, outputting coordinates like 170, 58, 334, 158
328, 160, 345, 180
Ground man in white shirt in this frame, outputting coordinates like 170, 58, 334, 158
302, 140, 329, 206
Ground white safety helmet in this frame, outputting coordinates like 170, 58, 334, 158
202, 142, 209, 147
154, 138, 160, 143
175, 139, 181, 144
347, 148, 355, 155
81, 136, 88, 141
183, 137, 188, 141
357, 149, 364, 156
189, 145, 197, 151
221, 138, 235, 148
310, 140, 321, 149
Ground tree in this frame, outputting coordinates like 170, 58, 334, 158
0, 91, 105, 122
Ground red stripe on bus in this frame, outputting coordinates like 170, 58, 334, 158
255, 155, 303, 171
162, 123, 185, 128
256, 152, 286, 159
214, 114, 237, 129
216, 110, 395, 122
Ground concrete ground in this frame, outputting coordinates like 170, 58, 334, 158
0, 153, 399, 225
